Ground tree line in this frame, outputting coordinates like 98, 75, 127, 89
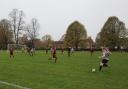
96, 16, 128, 49
0, 9, 39, 49
0, 9, 128, 50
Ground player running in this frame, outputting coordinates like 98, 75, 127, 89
71, 47, 74, 53
61, 47, 64, 54
27, 47, 31, 56
99, 47, 112, 71
68, 47, 71, 57
50, 46, 57, 63
90, 47, 94, 56
9, 47, 14, 59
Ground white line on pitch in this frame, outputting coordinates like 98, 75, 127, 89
0, 81, 31, 89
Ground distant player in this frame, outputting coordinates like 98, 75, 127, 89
71, 47, 74, 53
99, 47, 111, 71
50, 47, 53, 59
30, 48, 35, 56
33, 48, 36, 55
51, 47, 57, 63
68, 47, 71, 57
46, 48, 48, 54
9, 47, 14, 58
27, 47, 31, 56
90, 47, 94, 56
61, 47, 64, 54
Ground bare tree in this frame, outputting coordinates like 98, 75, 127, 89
9, 9, 25, 46
42, 34, 53, 48
26, 18, 39, 47
0, 19, 13, 49
19, 34, 28, 45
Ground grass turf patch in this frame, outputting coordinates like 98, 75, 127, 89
0, 51, 128, 89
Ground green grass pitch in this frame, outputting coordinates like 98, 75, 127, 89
0, 51, 128, 89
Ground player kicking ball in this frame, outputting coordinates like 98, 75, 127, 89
99, 47, 111, 71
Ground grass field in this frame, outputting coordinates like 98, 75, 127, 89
0, 51, 128, 89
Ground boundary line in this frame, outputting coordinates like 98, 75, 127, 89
0, 81, 31, 89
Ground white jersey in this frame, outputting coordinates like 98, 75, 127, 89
31, 48, 34, 52
71, 48, 74, 52
102, 51, 110, 60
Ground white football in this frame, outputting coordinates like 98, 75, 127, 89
92, 68, 96, 72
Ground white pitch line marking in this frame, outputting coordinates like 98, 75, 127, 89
0, 81, 31, 89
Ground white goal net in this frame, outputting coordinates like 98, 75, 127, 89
7, 44, 26, 52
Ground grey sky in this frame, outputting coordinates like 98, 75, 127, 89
0, 0, 128, 41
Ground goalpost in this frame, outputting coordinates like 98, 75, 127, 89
7, 44, 27, 52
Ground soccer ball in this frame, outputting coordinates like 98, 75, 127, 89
92, 68, 96, 72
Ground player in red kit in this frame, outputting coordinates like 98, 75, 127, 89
9, 47, 14, 58
52, 47, 57, 63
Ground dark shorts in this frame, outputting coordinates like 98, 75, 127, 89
91, 50, 94, 52
102, 59, 108, 64
53, 53, 57, 58
10, 52, 13, 55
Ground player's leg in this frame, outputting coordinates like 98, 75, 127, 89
54, 55, 57, 63
68, 52, 70, 56
99, 59, 106, 71
12, 53, 14, 58
99, 62, 103, 71
10, 52, 12, 58
31, 51, 33, 56
53, 53, 57, 63
10, 54, 11, 58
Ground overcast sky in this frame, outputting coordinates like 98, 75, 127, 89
0, 0, 128, 41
